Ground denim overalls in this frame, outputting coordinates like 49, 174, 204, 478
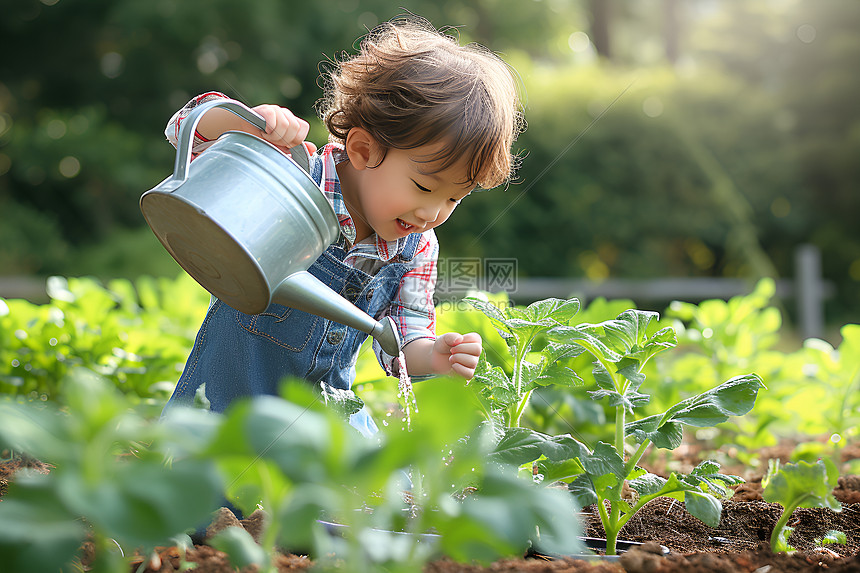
164, 157, 422, 437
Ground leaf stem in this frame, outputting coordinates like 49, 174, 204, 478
606, 502, 622, 555
625, 438, 652, 477
771, 498, 804, 553
513, 389, 534, 427
511, 337, 534, 427
593, 494, 625, 556
257, 464, 278, 571
615, 406, 626, 456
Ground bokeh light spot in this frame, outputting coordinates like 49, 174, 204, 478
642, 96, 664, 118
568, 31, 591, 53
59, 156, 81, 178
770, 197, 791, 218
796, 24, 816, 44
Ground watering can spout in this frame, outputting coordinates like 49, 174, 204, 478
273, 272, 401, 356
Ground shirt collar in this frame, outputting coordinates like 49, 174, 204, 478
320, 143, 408, 262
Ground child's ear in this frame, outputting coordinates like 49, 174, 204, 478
344, 128, 382, 170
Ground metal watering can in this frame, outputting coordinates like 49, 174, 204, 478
140, 99, 401, 355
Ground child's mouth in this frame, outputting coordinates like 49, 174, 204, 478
397, 219, 414, 232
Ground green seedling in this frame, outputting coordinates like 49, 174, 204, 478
762, 458, 842, 553
0, 369, 582, 572
794, 324, 860, 467
814, 530, 848, 548
0, 367, 224, 572
0, 274, 207, 403
464, 296, 583, 430
467, 298, 764, 555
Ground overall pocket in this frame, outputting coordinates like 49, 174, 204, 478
235, 304, 318, 352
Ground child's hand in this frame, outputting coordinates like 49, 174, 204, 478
431, 332, 482, 379
252, 104, 314, 155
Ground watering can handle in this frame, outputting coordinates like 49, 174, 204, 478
173, 98, 311, 182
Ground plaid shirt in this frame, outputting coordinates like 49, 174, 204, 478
165, 93, 438, 370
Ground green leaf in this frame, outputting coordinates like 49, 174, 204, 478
626, 417, 684, 449
626, 326, 678, 365
0, 401, 68, 463
210, 526, 270, 570
616, 360, 647, 390
684, 491, 722, 527
540, 341, 585, 365
0, 474, 86, 573
520, 297, 580, 324
625, 374, 765, 449
664, 374, 765, 427
627, 472, 721, 526
488, 428, 589, 467
565, 443, 627, 506
443, 469, 584, 563
774, 525, 795, 553
628, 472, 668, 497
531, 363, 582, 389
546, 325, 623, 363
464, 298, 515, 340
567, 474, 598, 508
578, 442, 626, 482
763, 459, 842, 512
535, 457, 585, 484
319, 382, 364, 418
600, 309, 660, 353
59, 459, 224, 548
276, 483, 331, 551
589, 387, 650, 413
470, 357, 517, 410
815, 530, 848, 546
686, 460, 744, 498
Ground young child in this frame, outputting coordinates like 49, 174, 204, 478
163, 17, 522, 437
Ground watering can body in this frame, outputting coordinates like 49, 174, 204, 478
140, 99, 401, 355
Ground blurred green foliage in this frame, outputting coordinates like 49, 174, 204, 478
0, 273, 208, 406
0, 367, 583, 571
2, 1, 860, 323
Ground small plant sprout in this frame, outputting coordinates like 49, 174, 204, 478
762, 458, 843, 553
464, 296, 582, 429
466, 298, 765, 556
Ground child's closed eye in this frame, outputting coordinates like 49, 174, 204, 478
411, 179, 432, 192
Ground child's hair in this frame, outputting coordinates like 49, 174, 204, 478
318, 16, 524, 189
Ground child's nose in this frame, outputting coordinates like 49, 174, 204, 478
415, 203, 441, 224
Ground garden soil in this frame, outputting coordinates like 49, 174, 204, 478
2, 439, 859, 573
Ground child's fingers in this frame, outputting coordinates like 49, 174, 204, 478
450, 332, 482, 358
450, 341, 482, 358
450, 360, 477, 380
435, 332, 464, 354
253, 105, 309, 148
449, 351, 479, 370
459, 332, 482, 344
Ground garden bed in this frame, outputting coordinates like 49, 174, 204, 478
2, 445, 858, 573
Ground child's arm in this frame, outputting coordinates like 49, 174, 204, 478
166, 93, 313, 155
196, 104, 312, 153
402, 333, 482, 379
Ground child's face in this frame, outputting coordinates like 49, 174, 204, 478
346, 144, 474, 242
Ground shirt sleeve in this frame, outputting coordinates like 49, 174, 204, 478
164, 91, 230, 154
373, 230, 438, 377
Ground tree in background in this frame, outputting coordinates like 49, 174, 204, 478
2, 0, 859, 326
